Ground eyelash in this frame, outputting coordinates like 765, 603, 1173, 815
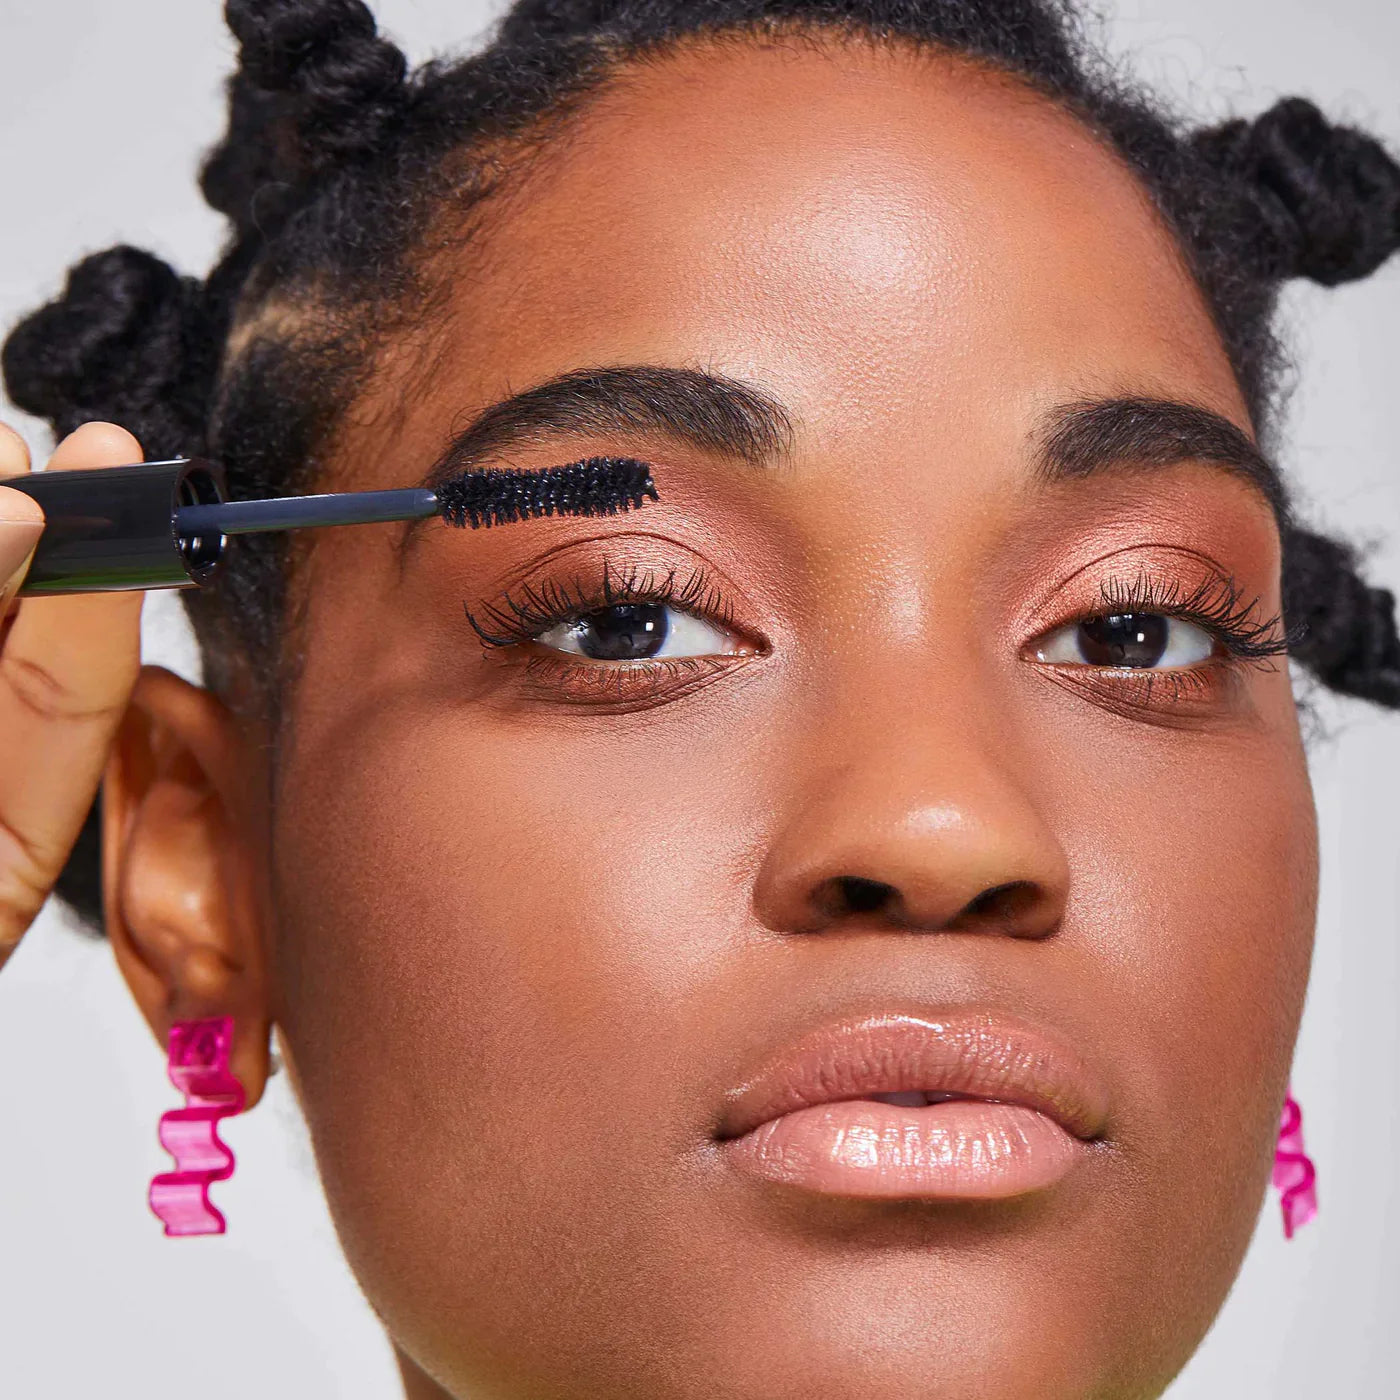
464, 558, 736, 649
1086, 569, 1291, 663
462, 558, 1288, 715
468, 564, 1284, 653
464, 559, 746, 706
1034, 570, 1291, 716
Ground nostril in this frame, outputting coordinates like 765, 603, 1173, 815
803, 876, 1052, 933
818, 875, 897, 917
954, 880, 1041, 929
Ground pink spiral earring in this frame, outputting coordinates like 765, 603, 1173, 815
1272, 1084, 1318, 1240
148, 1016, 245, 1236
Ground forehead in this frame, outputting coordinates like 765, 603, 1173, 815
434, 37, 1244, 429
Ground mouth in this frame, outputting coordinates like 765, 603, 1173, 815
714, 1011, 1109, 1201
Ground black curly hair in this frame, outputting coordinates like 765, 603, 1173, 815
6, 0, 1400, 928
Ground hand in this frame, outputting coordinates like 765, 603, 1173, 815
0, 421, 145, 969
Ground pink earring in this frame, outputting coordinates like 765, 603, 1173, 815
148, 1016, 245, 1237
1272, 1084, 1318, 1240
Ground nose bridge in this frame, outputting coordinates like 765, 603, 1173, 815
751, 661, 1069, 936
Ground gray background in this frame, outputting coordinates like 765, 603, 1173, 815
1, 1, 1397, 1394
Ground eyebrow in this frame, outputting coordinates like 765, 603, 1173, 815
418, 369, 1284, 520
422, 365, 795, 488
1036, 397, 1285, 517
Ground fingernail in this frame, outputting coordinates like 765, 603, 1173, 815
0, 514, 44, 589
0, 487, 44, 582
0, 484, 44, 526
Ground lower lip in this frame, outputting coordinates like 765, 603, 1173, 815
721, 1099, 1082, 1199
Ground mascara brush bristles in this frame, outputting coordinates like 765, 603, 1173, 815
170, 455, 660, 537
435, 457, 659, 529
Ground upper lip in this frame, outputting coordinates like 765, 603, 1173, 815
715, 1010, 1109, 1142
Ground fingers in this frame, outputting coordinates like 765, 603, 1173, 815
0, 423, 38, 639
0, 487, 44, 624
45, 419, 141, 471
0, 422, 146, 966
0, 420, 31, 477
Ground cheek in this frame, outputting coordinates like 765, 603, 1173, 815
1064, 716, 1317, 1101
1044, 682, 1317, 1349
267, 691, 761, 1378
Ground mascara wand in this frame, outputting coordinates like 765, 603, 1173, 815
0, 456, 658, 597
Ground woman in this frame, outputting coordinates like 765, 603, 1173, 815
2, 0, 1398, 1395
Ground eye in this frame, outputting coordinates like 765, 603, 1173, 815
536, 602, 746, 661
1034, 612, 1216, 669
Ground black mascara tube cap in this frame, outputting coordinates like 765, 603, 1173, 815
0, 458, 228, 596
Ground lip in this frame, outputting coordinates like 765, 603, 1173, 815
715, 1011, 1109, 1201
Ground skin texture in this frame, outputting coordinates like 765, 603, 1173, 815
103, 39, 1317, 1400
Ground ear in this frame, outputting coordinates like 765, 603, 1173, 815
102, 664, 274, 1108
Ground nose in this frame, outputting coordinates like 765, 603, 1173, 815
751, 704, 1069, 939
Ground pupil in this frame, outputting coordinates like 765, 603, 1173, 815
577, 603, 669, 660
1077, 613, 1169, 667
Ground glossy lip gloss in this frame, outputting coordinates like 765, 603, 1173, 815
715, 1011, 1109, 1200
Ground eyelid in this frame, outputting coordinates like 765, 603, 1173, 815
1021, 549, 1289, 664
463, 550, 760, 654
463, 528, 743, 610
1020, 563, 1288, 725
1020, 544, 1249, 625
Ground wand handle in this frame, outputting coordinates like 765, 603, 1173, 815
174, 488, 440, 536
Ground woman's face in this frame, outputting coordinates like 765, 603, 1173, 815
259, 40, 1316, 1400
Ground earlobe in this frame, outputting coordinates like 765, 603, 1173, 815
102, 664, 274, 1109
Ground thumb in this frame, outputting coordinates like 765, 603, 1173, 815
0, 487, 44, 621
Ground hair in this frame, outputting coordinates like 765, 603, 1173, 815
7, 0, 1400, 928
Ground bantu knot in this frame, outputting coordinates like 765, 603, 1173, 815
1284, 526, 1400, 707
1194, 96, 1400, 287
202, 0, 409, 229
1, 245, 212, 459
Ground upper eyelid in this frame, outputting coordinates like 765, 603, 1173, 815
1099, 574, 1287, 649
460, 528, 736, 603
1020, 544, 1280, 628
1019, 542, 1249, 608
1025, 577, 1288, 666
465, 558, 743, 648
